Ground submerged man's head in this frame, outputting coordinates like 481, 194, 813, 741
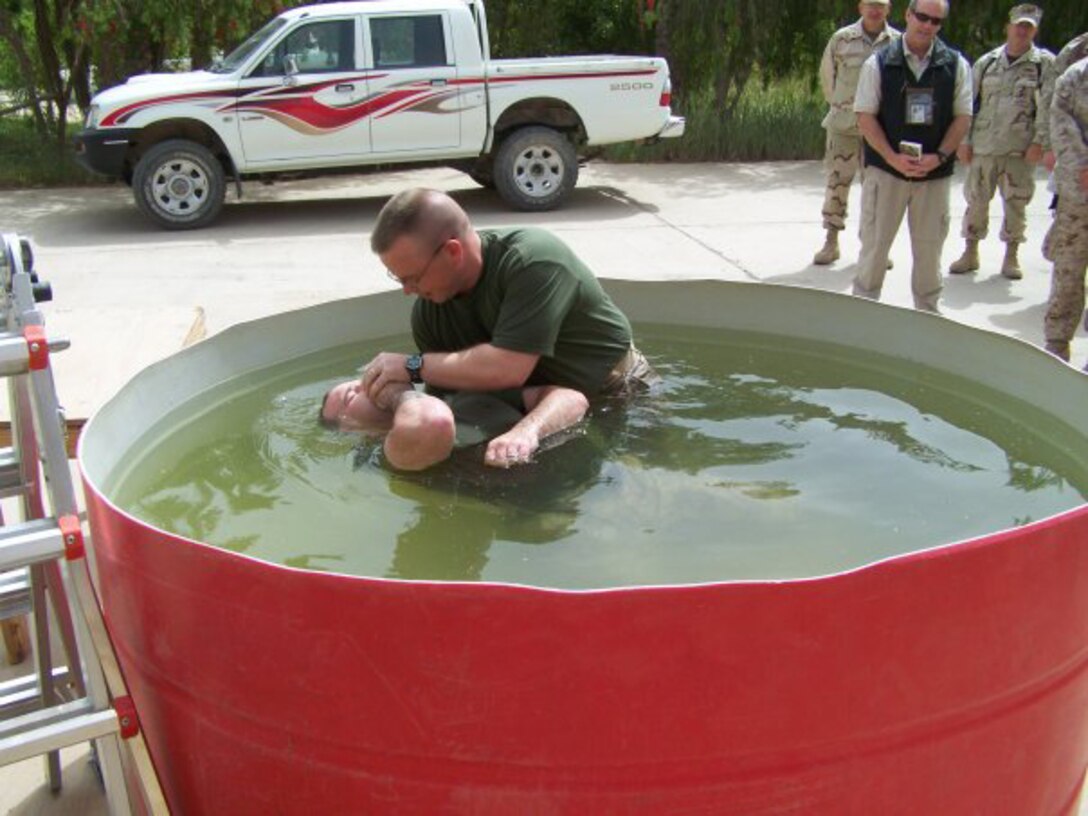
319, 381, 370, 431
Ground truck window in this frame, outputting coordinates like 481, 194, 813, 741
370, 16, 447, 69
250, 19, 355, 77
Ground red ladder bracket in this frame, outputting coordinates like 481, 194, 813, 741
23, 325, 49, 370
114, 696, 141, 739
59, 514, 85, 561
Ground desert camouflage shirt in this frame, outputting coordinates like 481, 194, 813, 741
965, 44, 1054, 155
1038, 32, 1088, 151
820, 18, 900, 135
1050, 56, 1088, 202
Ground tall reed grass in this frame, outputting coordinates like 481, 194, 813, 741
606, 75, 826, 163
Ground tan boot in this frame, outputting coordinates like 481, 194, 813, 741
949, 239, 980, 274
813, 229, 840, 265
1001, 243, 1022, 280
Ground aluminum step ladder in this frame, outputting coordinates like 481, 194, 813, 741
0, 232, 168, 814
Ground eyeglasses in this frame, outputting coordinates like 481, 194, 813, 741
911, 9, 944, 26
386, 237, 448, 289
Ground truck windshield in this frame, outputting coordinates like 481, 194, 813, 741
212, 18, 288, 73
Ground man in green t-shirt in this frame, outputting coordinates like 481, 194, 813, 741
320, 188, 655, 471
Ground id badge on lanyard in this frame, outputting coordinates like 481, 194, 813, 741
905, 86, 935, 126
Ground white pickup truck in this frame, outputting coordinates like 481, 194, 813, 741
74, 0, 684, 229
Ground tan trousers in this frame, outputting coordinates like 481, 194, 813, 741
959, 155, 1036, 244
821, 131, 864, 231
853, 167, 951, 313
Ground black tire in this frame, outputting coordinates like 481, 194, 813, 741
493, 126, 578, 211
468, 167, 495, 189
132, 139, 226, 230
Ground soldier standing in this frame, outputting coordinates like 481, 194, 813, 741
813, 1, 900, 266
948, 4, 1054, 280
1042, 57, 1088, 363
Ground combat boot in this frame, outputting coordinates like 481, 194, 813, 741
948, 239, 979, 274
1001, 243, 1022, 280
813, 229, 840, 265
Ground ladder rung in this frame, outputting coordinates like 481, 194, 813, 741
0, 665, 78, 719
0, 446, 21, 494
0, 699, 118, 767
0, 333, 30, 377
0, 518, 65, 572
0, 567, 31, 618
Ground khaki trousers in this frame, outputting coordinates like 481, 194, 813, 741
821, 131, 864, 231
853, 167, 951, 313
959, 155, 1036, 244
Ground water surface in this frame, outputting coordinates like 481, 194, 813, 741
110, 325, 1088, 588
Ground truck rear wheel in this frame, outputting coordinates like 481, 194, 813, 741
133, 139, 226, 230
493, 126, 578, 211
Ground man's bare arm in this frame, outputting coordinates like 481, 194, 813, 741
361, 344, 539, 400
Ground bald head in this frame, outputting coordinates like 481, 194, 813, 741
370, 188, 471, 255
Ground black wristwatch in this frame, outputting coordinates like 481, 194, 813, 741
936, 149, 951, 165
405, 353, 424, 384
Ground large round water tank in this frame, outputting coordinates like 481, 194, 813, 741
79, 282, 1088, 814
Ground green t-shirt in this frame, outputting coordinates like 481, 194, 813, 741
411, 227, 632, 396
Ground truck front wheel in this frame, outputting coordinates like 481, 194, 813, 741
133, 139, 226, 230
493, 127, 578, 211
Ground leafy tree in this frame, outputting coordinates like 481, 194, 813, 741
0, 1, 91, 146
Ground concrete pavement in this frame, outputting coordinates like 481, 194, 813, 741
0, 160, 1084, 812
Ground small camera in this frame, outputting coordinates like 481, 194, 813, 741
899, 141, 923, 159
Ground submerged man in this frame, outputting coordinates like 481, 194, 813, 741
321, 188, 655, 470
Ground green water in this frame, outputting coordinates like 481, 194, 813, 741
109, 325, 1088, 589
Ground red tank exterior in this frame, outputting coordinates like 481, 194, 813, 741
84, 488, 1088, 815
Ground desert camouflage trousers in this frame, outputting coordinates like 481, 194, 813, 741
1043, 196, 1088, 349
959, 155, 1037, 244
821, 131, 864, 231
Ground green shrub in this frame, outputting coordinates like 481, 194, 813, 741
0, 117, 103, 189
605, 75, 826, 163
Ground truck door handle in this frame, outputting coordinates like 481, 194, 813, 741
241, 115, 264, 122
430, 79, 448, 87
335, 83, 355, 92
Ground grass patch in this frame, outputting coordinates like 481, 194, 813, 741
0, 116, 104, 189
605, 75, 826, 163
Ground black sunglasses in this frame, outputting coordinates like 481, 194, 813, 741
911, 9, 945, 26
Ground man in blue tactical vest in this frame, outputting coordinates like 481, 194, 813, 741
851, 0, 973, 312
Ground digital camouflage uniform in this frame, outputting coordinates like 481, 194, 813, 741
960, 44, 1053, 246
1037, 33, 1088, 155
1042, 57, 1088, 361
818, 18, 900, 233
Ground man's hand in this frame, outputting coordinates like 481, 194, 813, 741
1024, 143, 1043, 165
1043, 150, 1057, 172
889, 152, 935, 179
957, 144, 973, 165
359, 352, 411, 403
1080, 167, 1088, 194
